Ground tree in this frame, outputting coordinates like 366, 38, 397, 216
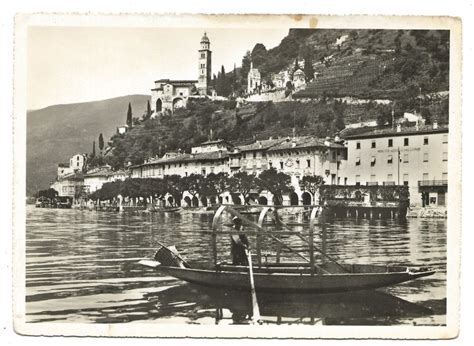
303, 52, 314, 82
92, 140, 96, 157
163, 175, 185, 206
126, 102, 133, 128
98, 133, 104, 152
145, 100, 152, 120
36, 188, 59, 200
300, 175, 325, 202
257, 168, 293, 206
251, 43, 268, 68
205, 172, 230, 198
229, 171, 258, 205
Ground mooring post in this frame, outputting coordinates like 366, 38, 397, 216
257, 207, 271, 267
211, 205, 226, 268
309, 207, 318, 275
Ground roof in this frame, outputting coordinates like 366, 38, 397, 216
154, 79, 198, 85
133, 150, 230, 168
201, 32, 210, 43
57, 172, 83, 182
198, 139, 232, 146
342, 124, 449, 140
267, 136, 345, 152
233, 138, 287, 153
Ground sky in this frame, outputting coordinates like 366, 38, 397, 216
27, 26, 289, 110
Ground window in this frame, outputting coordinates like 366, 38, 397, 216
202, 169, 206, 175
403, 174, 409, 185
423, 153, 429, 162
424, 137, 429, 145
262, 152, 266, 158
370, 174, 376, 182
210, 167, 215, 174
344, 177, 348, 185
243, 153, 246, 159
443, 134, 448, 144
442, 172, 448, 180
356, 141, 361, 149
355, 157, 360, 166
423, 173, 429, 180
253, 152, 257, 158
201, 53, 205, 58
387, 155, 393, 164
371, 140, 376, 148
269, 161, 273, 168
387, 174, 393, 181
403, 153, 409, 163
355, 175, 361, 186
296, 160, 300, 168
404, 138, 409, 146
307, 159, 311, 168
371, 156, 376, 166
337, 177, 341, 184
442, 152, 448, 161
388, 139, 393, 147
280, 162, 284, 169
332, 151, 336, 160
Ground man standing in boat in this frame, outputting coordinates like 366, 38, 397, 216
230, 216, 249, 266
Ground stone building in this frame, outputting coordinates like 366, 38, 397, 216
150, 32, 212, 115
151, 79, 197, 116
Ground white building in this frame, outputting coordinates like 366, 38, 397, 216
130, 140, 233, 179
341, 123, 448, 207
247, 62, 261, 94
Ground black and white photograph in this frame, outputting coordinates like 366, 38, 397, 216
12, 13, 461, 338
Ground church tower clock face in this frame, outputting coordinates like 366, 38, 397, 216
197, 32, 212, 95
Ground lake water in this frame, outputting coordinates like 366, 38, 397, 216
25, 206, 446, 325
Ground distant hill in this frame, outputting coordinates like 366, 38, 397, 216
26, 94, 150, 195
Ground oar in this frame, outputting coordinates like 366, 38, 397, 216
245, 248, 262, 325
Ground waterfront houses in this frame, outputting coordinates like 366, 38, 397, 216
50, 172, 84, 199
83, 166, 127, 194
130, 139, 232, 179
341, 122, 448, 207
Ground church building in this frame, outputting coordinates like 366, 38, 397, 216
151, 32, 213, 117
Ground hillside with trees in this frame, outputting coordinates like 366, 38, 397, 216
214, 29, 449, 101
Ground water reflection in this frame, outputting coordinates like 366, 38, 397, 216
25, 206, 446, 325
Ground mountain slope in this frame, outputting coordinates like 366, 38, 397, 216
26, 94, 149, 195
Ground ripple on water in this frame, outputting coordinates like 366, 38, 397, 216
25, 206, 446, 325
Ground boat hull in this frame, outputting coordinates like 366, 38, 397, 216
144, 263, 435, 293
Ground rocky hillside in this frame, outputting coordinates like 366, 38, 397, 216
26, 95, 149, 194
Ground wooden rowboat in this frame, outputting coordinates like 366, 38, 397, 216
139, 205, 435, 294
139, 259, 434, 293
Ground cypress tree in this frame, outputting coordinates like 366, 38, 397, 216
98, 133, 104, 152
126, 102, 133, 128
146, 100, 152, 119
304, 52, 314, 82
92, 140, 96, 157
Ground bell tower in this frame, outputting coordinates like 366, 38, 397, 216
197, 32, 212, 95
